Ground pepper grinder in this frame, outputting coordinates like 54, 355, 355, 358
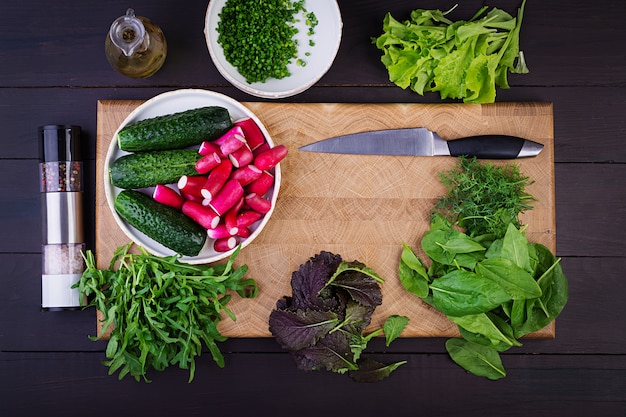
105, 8, 167, 78
39, 125, 84, 310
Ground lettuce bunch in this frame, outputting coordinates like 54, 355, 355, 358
373, 0, 528, 103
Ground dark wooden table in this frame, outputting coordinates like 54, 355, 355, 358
1, 1, 624, 416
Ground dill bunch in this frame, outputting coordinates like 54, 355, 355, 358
433, 157, 535, 238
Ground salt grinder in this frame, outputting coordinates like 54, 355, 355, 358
39, 125, 84, 309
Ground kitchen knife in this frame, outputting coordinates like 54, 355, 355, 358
298, 128, 543, 159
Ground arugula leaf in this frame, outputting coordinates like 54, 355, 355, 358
75, 243, 256, 382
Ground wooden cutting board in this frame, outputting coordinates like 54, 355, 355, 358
96, 100, 555, 339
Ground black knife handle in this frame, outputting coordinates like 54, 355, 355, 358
447, 135, 531, 159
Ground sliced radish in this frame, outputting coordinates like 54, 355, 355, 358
209, 179, 244, 216
198, 141, 223, 157
245, 192, 272, 214
195, 152, 221, 174
201, 159, 232, 201
235, 118, 265, 151
214, 125, 246, 155
236, 226, 251, 239
207, 224, 234, 240
252, 142, 270, 157
153, 184, 184, 209
178, 175, 206, 198
229, 145, 254, 168
236, 210, 263, 228
231, 164, 262, 186
254, 144, 288, 171
182, 200, 220, 229
214, 236, 237, 252
246, 171, 274, 197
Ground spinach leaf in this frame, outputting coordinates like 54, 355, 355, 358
383, 315, 410, 347
500, 222, 531, 272
398, 243, 430, 298
450, 312, 521, 350
430, 269, 512, 316
476, 258, 542, 299
513, 244, 568, 338
445, 338, 506, 380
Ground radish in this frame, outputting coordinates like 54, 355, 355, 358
235, 118, 265, 150
236, 209, 263, 228
209, 179, 244, 216
207, 224, 234, 240
254, 144, 288, 171
178, 175, 206, 198
229, 145, 254, 168
201, 159, 232, 201
214, 125, 246, 155
231, 164, 262, 186
214, 236, 237, 252
246, 171, 274, 196
182, 200, 220, 229
245, 192, 272, 214
195, 152, 221, 174
223, 197, 244, 235
252, 142, 270, 157
236, 227, 251, 239
198, 141, 223, 157
153, 184, 184, 209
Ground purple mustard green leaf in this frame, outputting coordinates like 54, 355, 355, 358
290, 251, 343, 311
348, 357, 407, 383
328, 269, 383, 308
291, 330, 357, 373
269, 309, 339, 351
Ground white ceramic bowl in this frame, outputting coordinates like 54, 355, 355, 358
204, 0, 343, 99
104, 89, 281, 264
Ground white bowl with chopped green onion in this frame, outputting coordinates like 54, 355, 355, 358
204, 0, 342, 99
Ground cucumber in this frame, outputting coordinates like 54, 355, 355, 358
114, 189, 207, 257
109, 149, 202, 189
118, 106, 233, 152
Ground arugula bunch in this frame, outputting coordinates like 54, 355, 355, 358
269, 251, 409, 383
373, 0, 528, 103
75, 244, 257, 382
400, 215, 568, 380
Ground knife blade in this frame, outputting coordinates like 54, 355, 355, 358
298, 128, 543, 159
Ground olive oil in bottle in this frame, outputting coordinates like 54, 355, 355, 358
105, 8, 167, 78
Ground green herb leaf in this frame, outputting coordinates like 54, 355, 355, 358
445, 338, 506, 380
76, 243, 256, 382
398, 243, 430, 298
430, 269, 512, 317
383, 315, 410, 347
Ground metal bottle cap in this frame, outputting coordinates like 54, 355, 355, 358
39, 125, 82, 162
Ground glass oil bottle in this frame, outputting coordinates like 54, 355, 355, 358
105, 8, 167, 78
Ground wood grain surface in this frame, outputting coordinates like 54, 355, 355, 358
96, 100, 555, 339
